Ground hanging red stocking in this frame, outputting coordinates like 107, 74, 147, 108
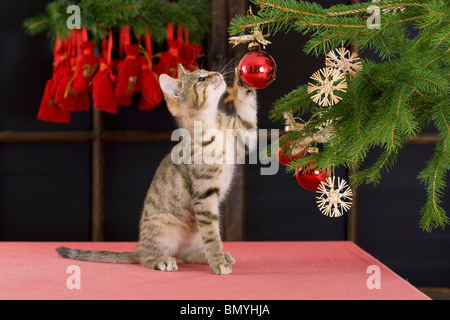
137, 32, 162, 110
37, 36, 71, 123
72, 28, 98, 93
115, 27, 140, 107
153, 23, 183, 78
179, 28, 202, 72
92, 30, 117, 113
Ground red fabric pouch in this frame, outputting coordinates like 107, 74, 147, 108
179, 28, 202, 72
54, 31, 90, 112
92, 30, 117, 113
72, 29, 97, 93
37, 78, 71, 123
114, 39, 140, 106
72, 42, 98, 93
137, 33, 162, 110
154, 24, 183, 78
37, 37, 71, 123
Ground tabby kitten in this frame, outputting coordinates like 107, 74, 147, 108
57, 64, 258, 275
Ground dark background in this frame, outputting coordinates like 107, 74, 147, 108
1, 0, 449, 289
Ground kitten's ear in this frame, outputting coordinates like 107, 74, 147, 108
159, 74, 182, 100
177, 64, 188, 77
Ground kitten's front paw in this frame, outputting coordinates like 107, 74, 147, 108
236, 80, 255, 96
143, 256, 178, 272
235, 68, 253, 91
224, 252, 236, 265
210, 260, 233, 275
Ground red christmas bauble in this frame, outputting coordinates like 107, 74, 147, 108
295, 167, 329, 191
278, 141, 306, 165
295, 147, 329, 191
238, 44, 276, 89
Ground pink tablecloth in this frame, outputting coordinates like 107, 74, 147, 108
0, 241, 428, 300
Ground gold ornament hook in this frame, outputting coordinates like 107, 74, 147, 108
228, 7, 271, 48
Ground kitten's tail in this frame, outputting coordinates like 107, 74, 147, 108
56, 247, 139, 264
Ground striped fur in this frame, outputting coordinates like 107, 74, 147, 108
57, 65, 257, 275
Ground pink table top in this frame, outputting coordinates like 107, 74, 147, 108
0, 241, 429, 300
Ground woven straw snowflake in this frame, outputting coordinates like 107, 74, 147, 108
307, 68, 347, 107
316, 176, 353, 217
326, 47, 362, 78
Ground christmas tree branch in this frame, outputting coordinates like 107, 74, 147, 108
419, 138, 450, 231
235, 0, 450, 230
24, 0, 212, 44
230, 0, 448, 60
229, 0, 430, 34
24, 17, 50, 35
257, 0, 326, 18
229, 0, 434, 35
326, 2, 426, 17
299, 20, 366, 29
270, 84, 313, 120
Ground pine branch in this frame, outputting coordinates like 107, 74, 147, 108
418, 139, 450, 231
228, 0, 432, 35
23, 15, 50, 36
270, 84, 313, 120
326, 1, 426, 17
418, 98, 450, 231
351, 146, 400, 186
24, 0, 212, 44
229, 0, 447, 58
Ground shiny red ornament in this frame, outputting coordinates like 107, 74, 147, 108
296, 167, 329, 191
295, 148, 329, 191
238, 44, 276, 89
278, 141, 305, 165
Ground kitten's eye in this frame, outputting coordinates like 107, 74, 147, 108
198, 77, 206, 82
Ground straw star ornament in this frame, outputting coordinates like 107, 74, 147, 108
307, 68, 347, 107
316, 177, 353, 217
326, 47, 362, 78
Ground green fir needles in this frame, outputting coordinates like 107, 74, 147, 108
230, 0, 450, 231
24, 0, 212, 44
